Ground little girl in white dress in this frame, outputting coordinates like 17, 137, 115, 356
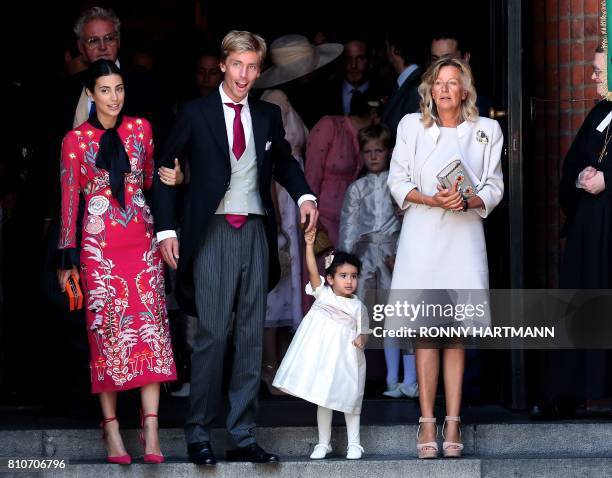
273, 228, 370, 460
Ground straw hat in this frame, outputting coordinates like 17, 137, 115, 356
255, 34, 343, 89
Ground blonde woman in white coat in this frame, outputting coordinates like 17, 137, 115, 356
387, 58, 503, 458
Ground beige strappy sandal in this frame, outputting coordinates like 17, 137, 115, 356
416, 417, 438, 459
442, 416, 464, 458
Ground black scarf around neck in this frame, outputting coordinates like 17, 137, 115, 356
88, 111, 130, 208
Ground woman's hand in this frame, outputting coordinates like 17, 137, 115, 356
304, 227, 317, 246
352, 334, 369, 350
158, 158, 184, 186
431, 181, 463, 211
57, 266, 79, 291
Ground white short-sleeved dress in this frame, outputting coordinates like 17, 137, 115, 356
273, 278, 368, 414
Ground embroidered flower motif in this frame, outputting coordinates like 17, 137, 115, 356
80, 143, 87, 150
75, 130, 82, 136
455, 173, 465, 184
69, 153, 76, 159
86, 130, 93, 137
142, 206, 154, 224
105, 189, 112, 196
132, 189, 145, 207
88, 195, 110, 215
127, 123, 133, 130
136, 119, 142, 125
85, 215, 105, 234
476, 130, 489, 145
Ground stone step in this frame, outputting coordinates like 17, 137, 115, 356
4, 457, 611, 478
2, 422, 612, 461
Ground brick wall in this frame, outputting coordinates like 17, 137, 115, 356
529, 0, 601, 287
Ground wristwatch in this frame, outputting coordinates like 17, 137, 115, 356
462, 199, 469, 212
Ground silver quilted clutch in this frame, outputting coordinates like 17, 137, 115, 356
436, 159, 476, 199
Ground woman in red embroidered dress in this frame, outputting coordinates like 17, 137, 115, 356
57, 60, 175, 464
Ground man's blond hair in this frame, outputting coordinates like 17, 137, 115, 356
220, 30, 267, 65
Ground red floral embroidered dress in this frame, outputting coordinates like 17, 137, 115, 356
59, 116, 176, 393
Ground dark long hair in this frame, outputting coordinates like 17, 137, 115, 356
85, 59, 123, 93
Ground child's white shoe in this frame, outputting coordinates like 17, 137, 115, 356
310, 443, 332, 459
399, 381, 419, 398
382, 381, 403, 398
346, 444, 364, 460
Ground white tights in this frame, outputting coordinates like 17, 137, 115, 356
316, 406, 361, 445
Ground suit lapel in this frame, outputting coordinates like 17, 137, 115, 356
249, 97, 268, 169
204, 90, 230, 159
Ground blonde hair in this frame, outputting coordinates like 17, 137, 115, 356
220, 30, 267, 65
418, 57, 479, 128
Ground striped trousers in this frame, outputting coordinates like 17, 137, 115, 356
185, 215, 269, 447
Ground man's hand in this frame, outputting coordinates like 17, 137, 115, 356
299, 200, 319, 232
582, 170, 606, 195
159, 237, 180, 269
578, 166, 597, 187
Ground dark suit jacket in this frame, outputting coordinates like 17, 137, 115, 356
380, 67, 422, 139
152, 90, 314, 315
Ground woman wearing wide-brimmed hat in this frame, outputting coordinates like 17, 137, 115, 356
254, 35, 344, 394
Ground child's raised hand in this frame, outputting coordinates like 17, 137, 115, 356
304, 227, 317, 245
352, 334, 368, 350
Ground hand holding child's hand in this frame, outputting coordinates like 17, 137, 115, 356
352, 334, 368, 350
304, 227, 317, 246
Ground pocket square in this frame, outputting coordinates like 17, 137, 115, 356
265, 141, 272, 151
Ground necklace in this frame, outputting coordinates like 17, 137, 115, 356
598, 120, 612, 163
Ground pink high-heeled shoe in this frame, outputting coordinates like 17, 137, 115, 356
442, 416, 464, 458
100, 417, 131, 465
140, 410, 165, 464
416, 417, 438, 459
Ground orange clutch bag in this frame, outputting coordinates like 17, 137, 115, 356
65, 274, 84, 311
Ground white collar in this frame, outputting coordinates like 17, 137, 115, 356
219, 82, 249, 107
426, 119, 472, 142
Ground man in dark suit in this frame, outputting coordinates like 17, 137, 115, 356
152, 30, 318, 465
380, 30, 422, 139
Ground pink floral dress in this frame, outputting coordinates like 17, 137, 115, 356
59, 116, 176, 393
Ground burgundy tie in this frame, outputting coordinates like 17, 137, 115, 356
225, 103, 246, 159
224, 102, 248, 228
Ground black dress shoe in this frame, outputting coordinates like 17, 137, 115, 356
187, 441, 217, 466
225, 443, 280, 463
